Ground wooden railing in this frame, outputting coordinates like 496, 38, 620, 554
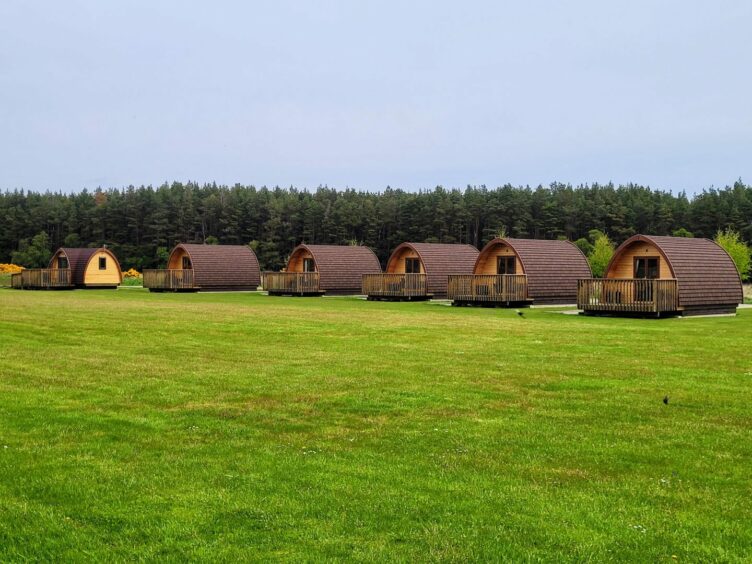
14, 268, 73, 289
362, 273, 428, 298
447, 274, 529, 303
143, 269, 196, 290
263, 272, 321, 294
577, 278, 679, 313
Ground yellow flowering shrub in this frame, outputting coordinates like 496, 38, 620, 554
0, 263, 24, 273
123, 268, 142, 278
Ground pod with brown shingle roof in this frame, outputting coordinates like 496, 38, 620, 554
143, 243, 260, 292
578, 235, 743, 316
448, 238, 592, 306
264, 244, 382, 296
363, 242, 479, 300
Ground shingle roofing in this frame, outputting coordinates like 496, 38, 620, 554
479, 238, 592, 304
389, 242, 479, 297
607, 235, 743, 307
173, 244, 260, 289
290, 244, 381, 293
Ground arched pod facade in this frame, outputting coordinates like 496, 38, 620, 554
50, 247, 123, 288
144, 244, 260, 291
14, 247, 123, 290
578, 235, 742, 316
449, 238, 591, 306
364, 242, 479, 300
265, 244, 381, 296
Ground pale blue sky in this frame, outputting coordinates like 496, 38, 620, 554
1, 1, 750, 193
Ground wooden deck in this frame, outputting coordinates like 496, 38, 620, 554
578, 278, 679, 314
12, 269, 73, 289
447, 274, 530, 305
362, 273, 429, 300
263, 272, 322, 296
143, 269, 197, 291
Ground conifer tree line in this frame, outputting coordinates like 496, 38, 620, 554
2, 180, 750, 272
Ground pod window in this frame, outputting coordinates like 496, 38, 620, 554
497, 256, 516, 275
405, 258, 421, 274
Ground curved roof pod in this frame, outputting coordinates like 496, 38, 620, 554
386, 242, 479, 298
168, 244, 260, 290
50, 247, 122, 286
287, 244, 381, 294
476, 238, 592, 304
605, 235, 742, 309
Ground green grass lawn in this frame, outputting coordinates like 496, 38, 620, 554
0, 289, 750, 561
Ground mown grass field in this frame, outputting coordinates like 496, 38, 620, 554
0, 289, 750, 561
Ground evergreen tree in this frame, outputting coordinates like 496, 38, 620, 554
0, 181, 749, 271
12, 231, 52, 268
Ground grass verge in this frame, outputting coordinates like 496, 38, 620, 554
0, 289, 750, 560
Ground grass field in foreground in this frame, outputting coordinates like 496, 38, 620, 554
0, 289, 750, 561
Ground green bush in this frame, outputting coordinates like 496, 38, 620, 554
120, 276, 143, 287
672, 227, 694, 238
588, 233, 615, 278
574, 238, 594, 257
715, 228, 750, 282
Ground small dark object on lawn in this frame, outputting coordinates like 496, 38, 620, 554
663, 396, 669, 405
515, 309, 525, 318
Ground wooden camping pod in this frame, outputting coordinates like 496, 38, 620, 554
363, 242, 479, 300
143, 244, 261, 292
13, 247, 122, 289
448, 238, 592, 306
264, 244, 382, 296
578, 235, 743, 316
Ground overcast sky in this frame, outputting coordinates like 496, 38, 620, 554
1, 1, 750, 194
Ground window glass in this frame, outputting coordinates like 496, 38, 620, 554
405, 258, 421, 274
99, 257, 107, 270
58, 256, 69, 269
497, 256, 516, 275
634, 257, 659, 279
303, 258, 316, 272
634, 259, 645, 278
182, 256, 192, 269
